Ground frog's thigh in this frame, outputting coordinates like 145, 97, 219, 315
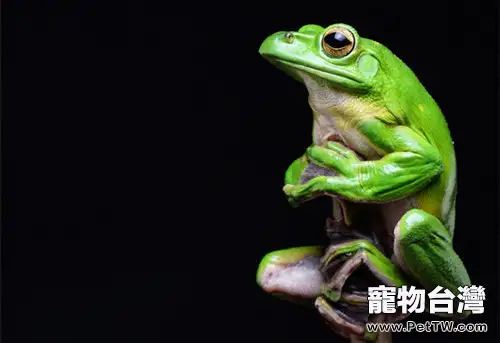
394, 209, 471, 294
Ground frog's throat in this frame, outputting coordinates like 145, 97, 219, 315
298, 71, 349, 108
297, 71, 351, 147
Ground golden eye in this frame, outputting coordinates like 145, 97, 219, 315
322, 27, 355, 57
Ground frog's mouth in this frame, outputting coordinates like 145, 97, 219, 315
278, 59, 361, 84
268, 58, 366, 91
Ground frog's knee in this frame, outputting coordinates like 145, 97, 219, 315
256, 246, 324, 299
400, 209, 429, 227
395, 209, 436, 245
357, 239, 375, 251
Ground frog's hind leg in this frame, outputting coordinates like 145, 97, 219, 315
256, 246, 325, 304
393, 209, 471, 317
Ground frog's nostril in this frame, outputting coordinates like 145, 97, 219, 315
284, 32, 295, 43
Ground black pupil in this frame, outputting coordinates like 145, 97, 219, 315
325, 32, 350, 49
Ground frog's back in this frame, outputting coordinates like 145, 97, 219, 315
403, 73, 457, 236
380, 51, 456, 234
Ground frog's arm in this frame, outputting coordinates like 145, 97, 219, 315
284, 118, 444, 203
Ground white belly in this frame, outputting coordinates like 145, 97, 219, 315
312, 109, 382, 160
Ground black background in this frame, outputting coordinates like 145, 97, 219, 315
3, 1, 499, 342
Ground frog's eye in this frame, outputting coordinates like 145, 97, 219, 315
322, 27, 355, 57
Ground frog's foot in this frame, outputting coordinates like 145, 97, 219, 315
255, 244, 379, 306
256, 246, 325, 304
394, 209, 472, 319
320, 239, 409, 303
318, 239, 410, 342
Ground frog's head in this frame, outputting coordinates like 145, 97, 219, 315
259, 23, 402, 105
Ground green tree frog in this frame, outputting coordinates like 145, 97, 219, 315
256, 23, 472, 338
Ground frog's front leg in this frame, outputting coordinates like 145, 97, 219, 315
394, 209, 471, 319
283, 120, 445, 205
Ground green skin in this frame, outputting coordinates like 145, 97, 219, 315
256, 23, 471, 333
